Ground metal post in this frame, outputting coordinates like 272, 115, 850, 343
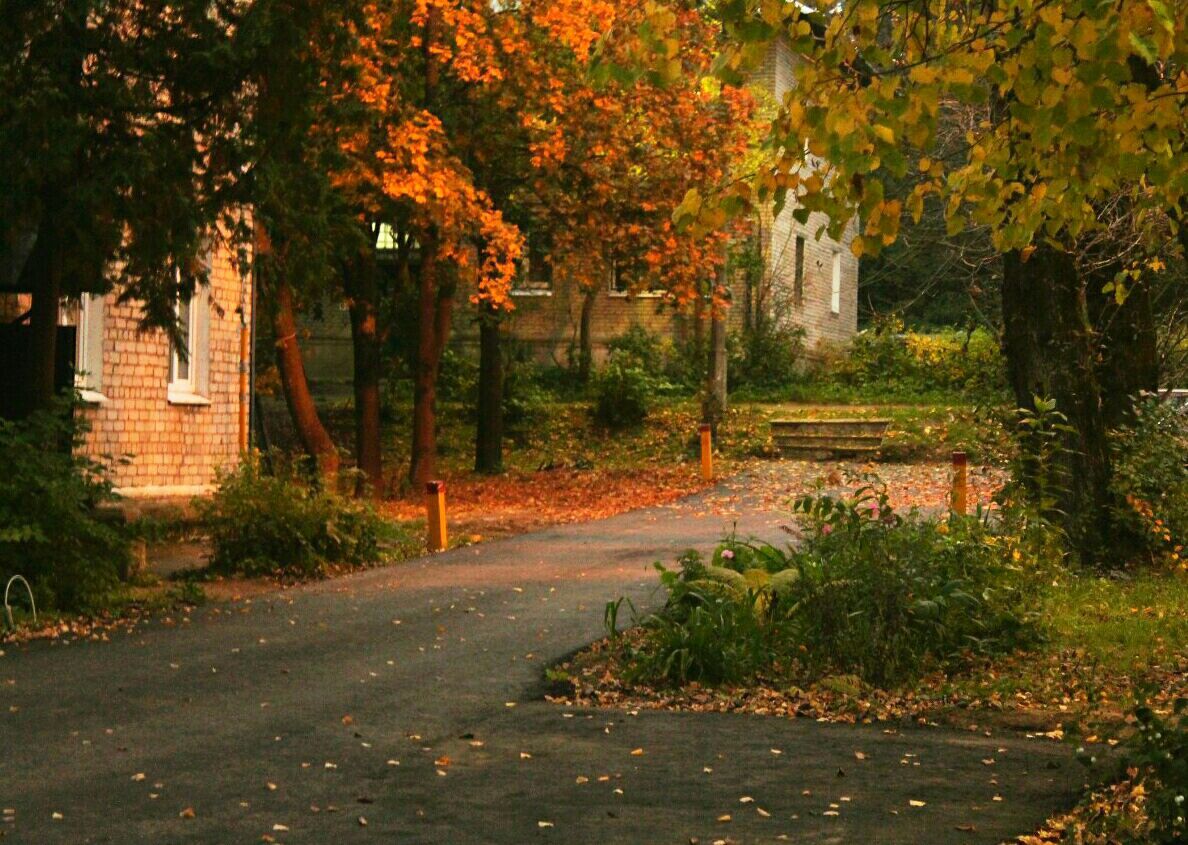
426, 481, 448, 552
238, 320, 250, 453
951, 451, 968, 515
700, 424, 713, 482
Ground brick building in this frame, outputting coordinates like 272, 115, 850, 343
0, 243, 253, 498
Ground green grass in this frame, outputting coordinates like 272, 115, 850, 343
264, 389, 1005, 483
1042, 571, 1188, 673
732, 380, 994, 407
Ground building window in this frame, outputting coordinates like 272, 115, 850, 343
607, 259, 629, 294
607, 255, 662, 297
831, 250, 842, 315
59, 294, 106, 402
168, 269, 211, 405
375, 222, 399, 252
793, 236, 805, 306
169, 295, 195, 392
76, 293, 105, 399
513, 235, 553, 294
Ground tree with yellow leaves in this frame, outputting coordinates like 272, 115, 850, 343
672, 0, 1187, 565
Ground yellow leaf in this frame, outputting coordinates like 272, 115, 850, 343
909, 65, 939, 84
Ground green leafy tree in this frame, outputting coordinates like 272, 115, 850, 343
670, 0, 1188, 566
1, 0, 254, 416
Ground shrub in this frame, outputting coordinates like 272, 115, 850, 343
779, 486, 1041, 685
831, 316, 1005, 399
731, 321, 805, 391
198, 455, 383, 578
1076, 698, 1188, 844
500, 360, 550, 438
607, 324, 667, 370
0, 406, 128, 613
615, 480, 1045, 688
1126, 698, 1188, 844
435, 347, 479, 404
592, 357, 654, 429
608, 568, 781, 685
605, 325, 698, 391
1110, 398, 1188, 568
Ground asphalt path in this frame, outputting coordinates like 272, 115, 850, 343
0, 475, 1080, 843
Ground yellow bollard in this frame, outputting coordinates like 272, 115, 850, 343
700, 424, 713, 482
425, 480, 448, 552
951, 451, 968, 516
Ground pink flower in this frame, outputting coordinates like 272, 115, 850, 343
821, 524, 833, 536
721, 549, 735, 560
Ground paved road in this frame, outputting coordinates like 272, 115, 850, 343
1, 475, 1080, 843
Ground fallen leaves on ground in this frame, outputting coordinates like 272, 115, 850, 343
551, 633, 1187, 736
1018, 777, 1157, 845
381, 466, 716, 539
697, 460, 1006, 522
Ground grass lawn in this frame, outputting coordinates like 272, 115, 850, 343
1046, 572, 1188, 675
260, 390, 1006, 483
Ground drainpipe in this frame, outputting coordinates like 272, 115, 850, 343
248, 247, 258, 451
237, 221, 254, 454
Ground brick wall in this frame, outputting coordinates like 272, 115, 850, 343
76, 243, 251, 496
452, 281, 721, 365
761, 205, 860, 355
755, 38, 860, 355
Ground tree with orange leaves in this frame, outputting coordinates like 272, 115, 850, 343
255, 0, 754, 491
323, 0, 755, 488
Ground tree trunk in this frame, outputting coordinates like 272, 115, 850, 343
474, 307, 504, 474
409, 237, 454, 487
578, 286, 597, 382
703, 307, 728, 427
21, 221, 63, 417
1000, 244, 1152, 567
1092, 268, 1159, 426
267, 270, 340, 479
344, 250, 384, 498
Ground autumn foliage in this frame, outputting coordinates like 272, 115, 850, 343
331, 0, 755, 309
286, 0, 756, 486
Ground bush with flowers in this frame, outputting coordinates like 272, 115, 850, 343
610, 479, 1049, 688
1125, 697, 1188, 844
1068, 697, 1188, 845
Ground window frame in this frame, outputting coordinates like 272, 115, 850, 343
168, 293, 197, 398
606, 257, 664, 299
512, 236, 554, 295
167, 265, 212, 406
830, 250, 842, 315
65, 293, 107, 404
793, 235, 806, 306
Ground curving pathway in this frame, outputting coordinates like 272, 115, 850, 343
0, 472, 1078, 843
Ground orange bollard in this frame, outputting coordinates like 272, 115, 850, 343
425, 480, 448, 552
700, 424, 713, 482
951, 451, 968, 516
